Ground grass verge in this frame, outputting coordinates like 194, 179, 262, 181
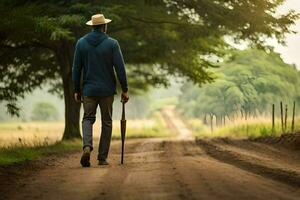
187, 118, 300, 139
0, 139, 81, 166
0, 111, 172, 166
111, 111, 172, 139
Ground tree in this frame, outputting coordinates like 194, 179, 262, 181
0, 0, 298, 139
177, 49, 300, 119
31, 102, 59, 121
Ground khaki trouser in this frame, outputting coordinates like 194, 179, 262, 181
82, 96, 114, 161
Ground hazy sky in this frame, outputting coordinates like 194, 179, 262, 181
275, 0, 300, 69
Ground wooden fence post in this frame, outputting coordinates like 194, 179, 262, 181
284, 104, 288, 133
210, 114, 213, 133
292, 101, 296, 133
272, 104, 275, 135
280, 101, 284, 133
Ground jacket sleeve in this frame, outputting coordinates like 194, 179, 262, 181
72, 40, 82, 93
113, 41, 128, 93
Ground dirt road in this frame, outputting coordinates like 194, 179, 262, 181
1, 108, 300, 200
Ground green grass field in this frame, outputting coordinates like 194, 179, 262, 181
0, 112, 171, 165
0, 139, 81, 166
0, 112, 171, 147
111, 112, 172, 139
186, 117, 300, 139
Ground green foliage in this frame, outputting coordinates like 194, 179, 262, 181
31, 102, 59, 121
150, 97, 178, 112
178, 49, 300, 118
0, 0, 298, 115
0, 139, 81, 166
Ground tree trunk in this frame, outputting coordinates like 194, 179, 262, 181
57, 41, 82, 140
62, 76, 81, 139
203, 114, 207, 125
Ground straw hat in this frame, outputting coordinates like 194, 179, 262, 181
86, 14, 112, 26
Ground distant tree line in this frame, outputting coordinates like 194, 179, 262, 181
177, 49, 300, 125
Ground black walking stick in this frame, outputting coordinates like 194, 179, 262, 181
120, 100, 126, 164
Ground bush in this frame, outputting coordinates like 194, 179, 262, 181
31, 102, 59, 121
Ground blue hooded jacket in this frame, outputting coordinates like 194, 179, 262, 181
72, 30, 128, 96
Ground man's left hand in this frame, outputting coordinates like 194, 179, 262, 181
121, 92, 129, 103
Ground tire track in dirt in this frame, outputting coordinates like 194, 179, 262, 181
211, 138, 300, 172
162, 140, 300, 200
92, 138, 195, 200
196, 139, 300, 187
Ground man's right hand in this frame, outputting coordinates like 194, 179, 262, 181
74, 93, 82, 103
121, 92, 129, 103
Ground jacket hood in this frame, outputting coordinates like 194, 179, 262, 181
84, 30, 108, 46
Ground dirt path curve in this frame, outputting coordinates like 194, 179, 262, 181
2, 109, 300, 200
161, 106, 193, 140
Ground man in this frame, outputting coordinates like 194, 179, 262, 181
72, 14, 129, 167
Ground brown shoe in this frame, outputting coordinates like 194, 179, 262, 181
98, 159, 109, 165
80, 147, 91, 167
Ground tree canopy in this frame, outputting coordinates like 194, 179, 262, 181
0, 0, 298, 138
177, 49, 300, 120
